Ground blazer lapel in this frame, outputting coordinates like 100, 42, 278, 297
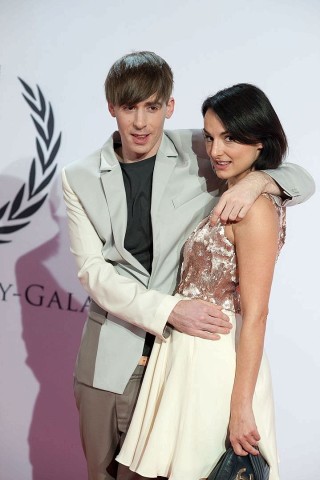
151, 134, 178, 219
99, 135, 149, 277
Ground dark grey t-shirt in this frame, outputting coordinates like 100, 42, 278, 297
120, 155, 156, 356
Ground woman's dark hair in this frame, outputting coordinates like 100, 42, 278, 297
201, 83, 287, 169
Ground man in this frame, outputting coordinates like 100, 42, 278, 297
62, 51, 314, 480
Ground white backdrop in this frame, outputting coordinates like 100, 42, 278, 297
0, 1, 319, 479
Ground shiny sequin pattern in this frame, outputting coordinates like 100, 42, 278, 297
176, 194, 286, 313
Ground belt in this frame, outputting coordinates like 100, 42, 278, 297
138, 356, 149, 367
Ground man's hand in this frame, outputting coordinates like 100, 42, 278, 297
211, 171, 280, 225
167, 299, 232, 340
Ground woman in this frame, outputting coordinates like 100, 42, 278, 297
116, 83, 287, 480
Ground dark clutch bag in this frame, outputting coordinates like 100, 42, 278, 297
208, 447, 270, 480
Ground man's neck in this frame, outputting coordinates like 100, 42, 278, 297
115, 146, 157, 164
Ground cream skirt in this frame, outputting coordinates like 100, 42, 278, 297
117, 311, 280, 480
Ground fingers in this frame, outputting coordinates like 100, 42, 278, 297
182, 315, 231, 337
168, 299, 232, 340
203, 322, 232, 336
210, 195, 228, 225
211, 202, 246, 226
204, 302, 230, 324
210, 180, 259, 226
195, 301, 232, 334
210, 206, 222, 226
232, 440, 260, 456
231, 430, 261, 456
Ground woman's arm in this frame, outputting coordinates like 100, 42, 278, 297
227, 195, 281, 456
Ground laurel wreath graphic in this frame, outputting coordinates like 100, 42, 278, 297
0, 79, 62, 244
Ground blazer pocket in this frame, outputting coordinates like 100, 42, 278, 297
172, 189, 213, 209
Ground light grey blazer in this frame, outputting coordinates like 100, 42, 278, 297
62, 129, 315, 394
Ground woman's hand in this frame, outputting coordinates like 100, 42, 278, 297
210, 171, 277, 225
229, 405, 260, 456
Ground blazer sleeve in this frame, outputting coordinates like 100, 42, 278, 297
265, 162, 315, 206
61, 168, 180, 339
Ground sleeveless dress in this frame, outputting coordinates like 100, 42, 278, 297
117, 194, 286, 480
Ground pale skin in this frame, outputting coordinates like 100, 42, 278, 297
228, 198, 278, 456
203, 109, 281, 455
108, 95, 282, 341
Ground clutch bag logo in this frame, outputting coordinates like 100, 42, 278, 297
0, 78, 61, 244
236, 468, 253, 480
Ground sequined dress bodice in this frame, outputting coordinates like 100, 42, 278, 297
176, 194, 286, 313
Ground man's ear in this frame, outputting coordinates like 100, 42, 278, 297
108, 103, 116, 117
166, 97, 175, 119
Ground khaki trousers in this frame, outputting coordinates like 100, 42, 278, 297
74, 365, 150, 480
